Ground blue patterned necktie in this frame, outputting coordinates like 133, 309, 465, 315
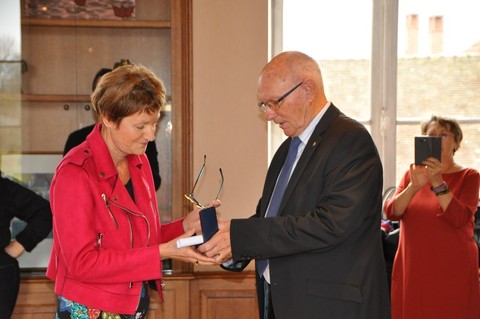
257, 137, 302, 277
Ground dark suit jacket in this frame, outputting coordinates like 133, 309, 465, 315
229, 105, 390, 319
63, 124, 161, 190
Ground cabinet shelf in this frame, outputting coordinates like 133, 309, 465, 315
21, 94, 90, 103
21, 94, 173, 105
22, 18, 170, 29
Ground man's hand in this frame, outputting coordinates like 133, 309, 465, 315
198, 219, 232, 263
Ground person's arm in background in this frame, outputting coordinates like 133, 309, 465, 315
387, 164, 428, 218
4, 240, 25, 259
3, 176, 52, 258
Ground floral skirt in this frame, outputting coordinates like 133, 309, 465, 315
56, 282, 149, 319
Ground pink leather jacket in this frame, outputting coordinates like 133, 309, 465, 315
46, 124, 184, 314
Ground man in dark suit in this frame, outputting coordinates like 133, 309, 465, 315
201, 51, 390, 319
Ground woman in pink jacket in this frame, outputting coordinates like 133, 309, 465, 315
47, 64, 218, 318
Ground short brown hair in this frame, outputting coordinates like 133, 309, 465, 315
421, 115, 463, 144
91, 64, 166, 125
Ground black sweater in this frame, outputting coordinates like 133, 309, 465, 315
0, 175, 52, 252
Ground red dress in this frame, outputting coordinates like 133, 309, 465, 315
385, 168, 480, 319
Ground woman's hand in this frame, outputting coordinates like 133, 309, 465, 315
182, 206, 202, 234
422, 157, 444, 186
409, 163, 429, 190
391, 163, 428, 217
159, 228, 218, 266
182, 199, 222, 233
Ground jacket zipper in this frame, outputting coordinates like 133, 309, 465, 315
96, 233, 103, 248
107, 199, 151, 247
101, 194, 152, 289
102, 193, 118, 229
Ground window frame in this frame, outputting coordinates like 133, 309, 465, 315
270, 0, 400, 190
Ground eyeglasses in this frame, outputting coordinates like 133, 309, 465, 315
184, 155, 224, 209
258, 81, 303, 112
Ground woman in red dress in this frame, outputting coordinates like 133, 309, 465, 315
384, 115, 480, 319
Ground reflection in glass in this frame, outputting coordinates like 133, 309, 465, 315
0, 1, 22, 153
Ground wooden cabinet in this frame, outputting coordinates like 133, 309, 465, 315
11, 277, 57, 319
20, 0, 173, 152
191, 272, 260, 319
12, 275, 193, 319
20, 99, 93, 152
15, 0, 194, 273
12, 272, 259, 319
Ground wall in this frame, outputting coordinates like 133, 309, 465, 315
192, 0, 269, 226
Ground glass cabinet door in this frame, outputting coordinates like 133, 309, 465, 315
1, 0, 194, 273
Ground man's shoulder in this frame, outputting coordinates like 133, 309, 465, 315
327, 107, 368, 135
64, 124, 95, 155
67, 124, 95, 142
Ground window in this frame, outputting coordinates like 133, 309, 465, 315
274, 0, 480, 189
395, 0, 480, 187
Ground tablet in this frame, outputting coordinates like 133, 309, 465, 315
414, 136, 441, 165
